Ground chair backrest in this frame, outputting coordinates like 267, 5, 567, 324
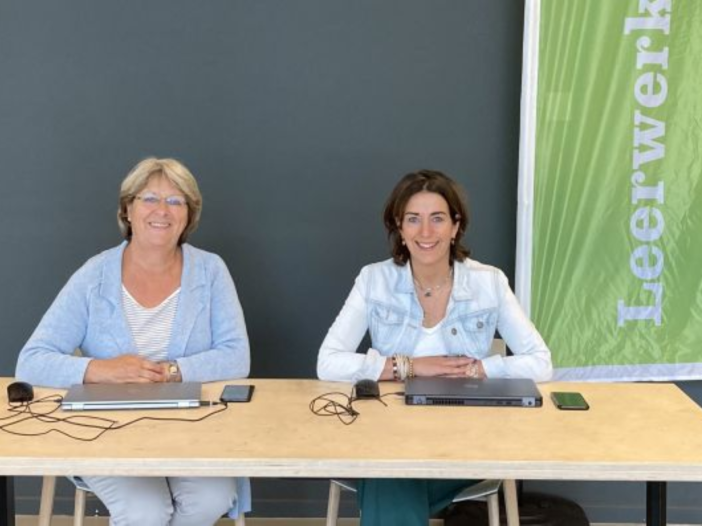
490, 338, 506, 357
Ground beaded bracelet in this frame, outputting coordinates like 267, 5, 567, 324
398, 354, 408, 381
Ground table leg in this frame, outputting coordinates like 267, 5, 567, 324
646, 481, 666, 526
0, 476, 16, 526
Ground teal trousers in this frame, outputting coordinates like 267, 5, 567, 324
357, 478, 474, 526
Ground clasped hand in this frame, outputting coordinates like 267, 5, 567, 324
412, 356, 485, 378
84, 355, 170, 384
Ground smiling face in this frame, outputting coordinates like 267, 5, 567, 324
126, 174, 189, 250
399, 191, 459, 271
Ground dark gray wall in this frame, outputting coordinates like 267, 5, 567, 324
2, 1, 700, 523
0, 0, 520, 379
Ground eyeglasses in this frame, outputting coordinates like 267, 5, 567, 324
134, 192, 187, 208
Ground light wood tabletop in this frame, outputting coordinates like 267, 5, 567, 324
2, 378, 702, 482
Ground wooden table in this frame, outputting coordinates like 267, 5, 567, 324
3, 378, 702, 525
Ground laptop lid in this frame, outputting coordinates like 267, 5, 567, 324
61, 382, 202, 411
404, 377, 542, 407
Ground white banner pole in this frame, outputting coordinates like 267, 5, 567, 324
515, 0, 541, 316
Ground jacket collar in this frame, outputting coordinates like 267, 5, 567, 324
168, 244, 206, 358
394, 261, 415, 294
98, 241, 132, 351
451, 260, 473, 301
99, 241, 125, 304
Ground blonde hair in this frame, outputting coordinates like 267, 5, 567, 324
117, 158, 202, 244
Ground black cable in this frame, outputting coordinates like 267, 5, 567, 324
310, 386, 399, 425
1, 396, 229, 442
309, 391, 359, 425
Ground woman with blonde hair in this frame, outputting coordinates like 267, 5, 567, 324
17, 157, 251, 525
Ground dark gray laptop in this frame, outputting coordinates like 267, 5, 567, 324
404, 377, 542, 407
61, 382, 202, 411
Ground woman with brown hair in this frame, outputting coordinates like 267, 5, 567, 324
317, 169, 551, 525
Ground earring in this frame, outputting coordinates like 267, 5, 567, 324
451, 238, 455, 245
401, 239, 406, 246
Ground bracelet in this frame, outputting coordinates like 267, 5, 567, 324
393, 353, 410, 381
408, 358, 414, 379
399, 354, 408, 381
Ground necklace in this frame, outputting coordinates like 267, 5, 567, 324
413, 269, 453, 298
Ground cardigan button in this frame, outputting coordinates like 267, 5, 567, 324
477, 321, 484, 329
451, 328, 457, 335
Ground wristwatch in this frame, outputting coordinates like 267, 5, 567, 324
167, 361, 180, 382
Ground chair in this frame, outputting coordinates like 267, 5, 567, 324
38, 475, 246, 526
326, 478, 519, 526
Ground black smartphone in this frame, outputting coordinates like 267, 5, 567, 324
220, 385, 255, 403
551, 391, 589, 410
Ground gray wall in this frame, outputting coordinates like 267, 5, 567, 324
2, 1, 700, 523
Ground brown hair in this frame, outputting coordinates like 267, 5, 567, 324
383, 170, 470, 265
117, 157, 203, 245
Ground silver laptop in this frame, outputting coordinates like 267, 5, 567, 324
405, 377, 542, 407
61, 382, 202, 411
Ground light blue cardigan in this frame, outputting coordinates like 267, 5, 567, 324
16, 241, 252, 515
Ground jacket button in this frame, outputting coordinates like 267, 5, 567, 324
451, 328, 457, 335
477, 321, 484, 329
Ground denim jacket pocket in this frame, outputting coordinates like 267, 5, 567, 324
448, 309, 497, 357
369, 304, 406, 353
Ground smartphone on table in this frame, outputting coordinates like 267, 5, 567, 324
550, 391, 589, 410
220, 385, 255, 403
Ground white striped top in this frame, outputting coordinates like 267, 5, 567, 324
122, 285, 180, 361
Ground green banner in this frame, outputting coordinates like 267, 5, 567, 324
531, 0, 702, 380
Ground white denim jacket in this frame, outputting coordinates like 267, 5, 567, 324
317, 258, 552, 383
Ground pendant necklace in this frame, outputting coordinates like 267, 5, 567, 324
413, 269, 453, 298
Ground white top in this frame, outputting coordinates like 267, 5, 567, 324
412, 320, 446, 358
122, 285, 180, 361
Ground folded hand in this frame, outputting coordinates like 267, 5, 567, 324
84, 355, 169, 384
